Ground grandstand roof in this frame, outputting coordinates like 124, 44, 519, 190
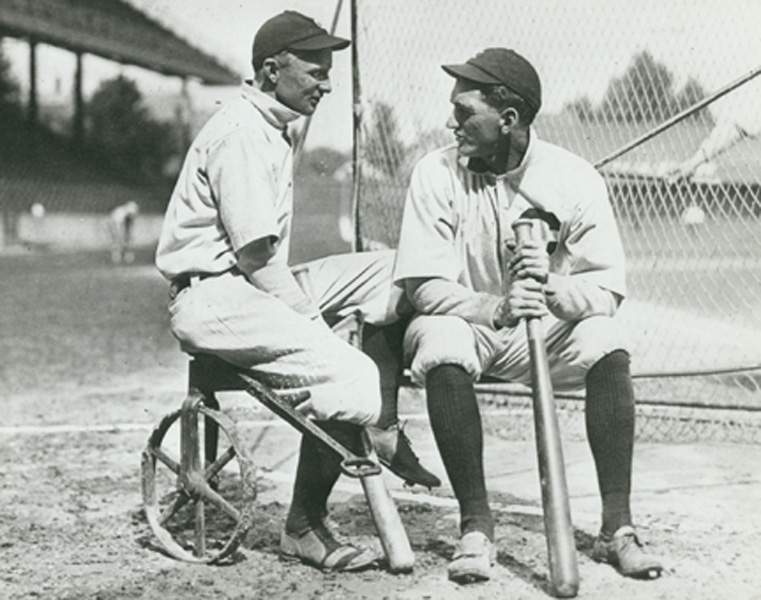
0, 0, 239, 85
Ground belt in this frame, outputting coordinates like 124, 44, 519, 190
171, 267, 238, 294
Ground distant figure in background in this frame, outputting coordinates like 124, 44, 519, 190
108, 201, 140, 264
669, 75, 761, 181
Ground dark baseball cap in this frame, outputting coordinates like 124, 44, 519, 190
252, 11, 350, 67
442, 48, 542, 112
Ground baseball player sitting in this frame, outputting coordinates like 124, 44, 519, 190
393, 48, 664, 583
156, 10, 438, 574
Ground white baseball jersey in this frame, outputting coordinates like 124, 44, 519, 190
394, 132, 626, 323
156, 82, 299, 280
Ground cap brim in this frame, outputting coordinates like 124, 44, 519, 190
289, 33, 350, 52
442, 63, 502, 85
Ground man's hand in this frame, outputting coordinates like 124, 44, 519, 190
508, 239, 550, 284
493, 277, 548, 329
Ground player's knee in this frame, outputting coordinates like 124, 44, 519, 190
571, 316, 629, 370
331, 348, 383, 423
404, 314, 481, 385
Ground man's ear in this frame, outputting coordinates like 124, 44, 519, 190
501, 107, 519, 134
261, 57, 280, 85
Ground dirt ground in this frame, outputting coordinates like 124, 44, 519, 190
1, 251, 760, 599
2, 382, 761, 600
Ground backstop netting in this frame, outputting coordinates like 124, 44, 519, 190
352, 0, 761, 442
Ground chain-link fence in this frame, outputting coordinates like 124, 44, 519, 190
352, 0, 761, 442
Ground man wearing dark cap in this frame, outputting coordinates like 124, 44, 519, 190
394, 48, 663, 583
156, 10, 438, 573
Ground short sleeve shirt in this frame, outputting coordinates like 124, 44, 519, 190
156, 83, 300, 280
394, 131, 627, 298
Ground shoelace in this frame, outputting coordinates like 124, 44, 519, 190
618, 532, 644, 553
396, 420, 421, 460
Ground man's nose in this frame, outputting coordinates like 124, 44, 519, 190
319, 78, 332, 94
446, 112, 458, 129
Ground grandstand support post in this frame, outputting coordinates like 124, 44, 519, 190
73, 51, 84, 145
350, 0, 362, 252
179, 77, 193, 151
27, 38, 37, 128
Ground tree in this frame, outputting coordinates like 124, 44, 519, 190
363, 101, 410, 178
87, 75, 176, 181
565, 96, 595, 122
675, 77, 713, 123
596, 51, 686, 124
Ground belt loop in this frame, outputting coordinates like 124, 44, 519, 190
190, 274, 200, 287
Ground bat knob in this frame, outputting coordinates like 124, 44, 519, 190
341, 457, 382, 478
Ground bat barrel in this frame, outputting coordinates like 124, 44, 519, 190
361, 473, 415, 573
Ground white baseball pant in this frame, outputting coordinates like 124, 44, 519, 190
168, 250, 405, 426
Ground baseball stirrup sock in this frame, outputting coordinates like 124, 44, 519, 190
585, 349, 635, 536
426, 364, 494, 540
285, 421, 365, 536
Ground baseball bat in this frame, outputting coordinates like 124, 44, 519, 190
512, 219, 579, 598
360, 465, 416, 573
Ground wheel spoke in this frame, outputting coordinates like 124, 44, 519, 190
194, 498, 206, 557
151, 446, 181, 475
200, 485, 241, 521
204, 446, 236, 480
159, 491, 191, 525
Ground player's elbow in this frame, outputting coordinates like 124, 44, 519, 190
236, 236, 278, 275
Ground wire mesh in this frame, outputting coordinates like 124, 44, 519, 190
353, 0, 761, 439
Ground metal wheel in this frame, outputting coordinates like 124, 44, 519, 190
141, 396, 257, 563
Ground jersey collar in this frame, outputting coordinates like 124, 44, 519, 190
241, 80, 302, 130
461, 127, 537, 182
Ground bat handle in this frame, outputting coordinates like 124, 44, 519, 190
512, 218, 537, 246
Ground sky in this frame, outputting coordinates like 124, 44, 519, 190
4, 0, 760, 151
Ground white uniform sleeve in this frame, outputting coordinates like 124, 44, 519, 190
560, 177, 626, 292
395, 154, 503, 326
406, 277, 502, 327
393, 155, 461, 282
545, 274, 619, 321
207, 129, 281, 253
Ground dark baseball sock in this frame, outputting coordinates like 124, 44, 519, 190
285, 421, 365, 537
585, 349, 635, 537
426, 363, 494, 540
361, 319, 409, 429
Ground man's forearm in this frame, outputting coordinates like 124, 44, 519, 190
545, 273, 619, 321
245, 262, 321, 319
405, 277, 502, 327
236, 237, 321, 319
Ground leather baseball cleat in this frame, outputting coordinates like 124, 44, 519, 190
368, 422, 441, 489
591, 525, 664, 579
447, 531, 495, 583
